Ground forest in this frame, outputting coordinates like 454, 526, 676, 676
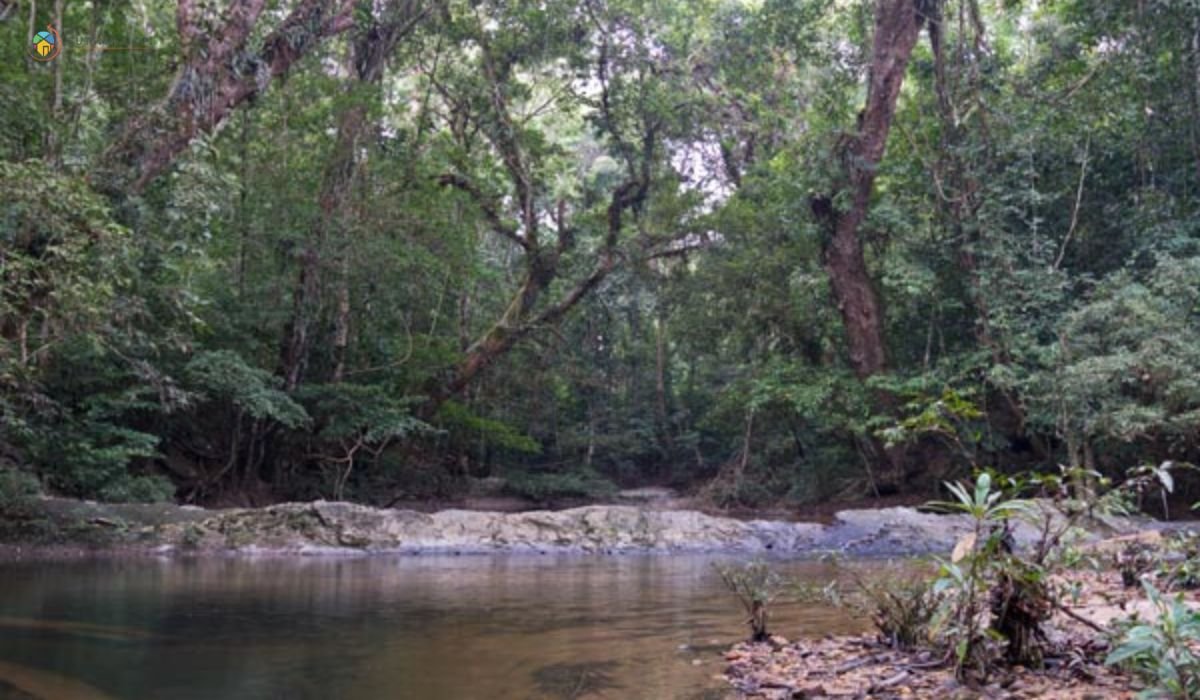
2, 0, 1199, 512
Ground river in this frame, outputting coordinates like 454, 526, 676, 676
0, 555, 868, 699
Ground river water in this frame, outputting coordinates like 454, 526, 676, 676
0, 555, 868, 699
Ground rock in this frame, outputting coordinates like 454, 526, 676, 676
1084, 530, 1164, 556
616, 487, 677, 503
8, 495, 1175, 558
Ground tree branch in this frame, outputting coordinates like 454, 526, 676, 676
99, 0, 377, 197
436, 173, 531, 251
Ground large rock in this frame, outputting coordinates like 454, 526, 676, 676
10, 496, 1175, 557
150, 502, 828, 554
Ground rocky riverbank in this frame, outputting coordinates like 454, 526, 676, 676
722, 629, 1137, 699
0, 495, 1171, 558
719, 559, 1182, 700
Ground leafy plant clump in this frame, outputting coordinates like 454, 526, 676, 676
715, 560, 788, 642
503, 469, 618, 504
1107, 581, 1200, 699
821, 561, 941, 650
927, 473, 1060, 681
0, 467, 41, 515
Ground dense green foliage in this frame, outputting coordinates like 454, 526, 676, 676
2, 0, 1199, 507
1108, 581, 1200, 698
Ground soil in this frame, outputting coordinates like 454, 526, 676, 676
723, 633, 1137, 699
720, 540, 1200, 699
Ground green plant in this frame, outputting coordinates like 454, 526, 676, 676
185, 351, 310, 429
436, 401, 542, 455
715, 560, 787, 642
28, 418, 169, 503
503, 469, 617, 504
928, 473, 1046, 681
822, 561, 940, 650
1107, 581, 1200, 699
0, 467, 41, 515
297, 384, 432, 500
1126, 462, 1196, 520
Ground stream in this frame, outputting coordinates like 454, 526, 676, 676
0, 555, 869, 699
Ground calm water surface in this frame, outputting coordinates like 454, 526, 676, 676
0, 555, 868, 699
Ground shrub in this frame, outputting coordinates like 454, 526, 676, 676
0, 468, 41, 514
715, 560, 788, 642
927, 473, 1050, 680
1107, 581, 1200, 698
503, 469, 617, 504
823, 562, 940, 650
99, 474, 176, 504
29, 420, 165, 502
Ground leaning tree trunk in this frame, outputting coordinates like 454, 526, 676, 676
816, 0, 924, 379
95, 0, 359, 200
810, 0, 924, 491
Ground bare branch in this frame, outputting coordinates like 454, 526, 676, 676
1054, 135, 1090, 271
436, 172, 531, 251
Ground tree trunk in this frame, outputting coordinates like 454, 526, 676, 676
331, 254, 351, 383
45, 0, 63, 167
654, 315, 674, 457
420, 27, 659, 415
817, 0, 924, 379
428, 181, 641, 411
278, 102, 366, 391
277, 2, 424, 390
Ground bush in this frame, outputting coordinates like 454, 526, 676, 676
709, 477, 776, 510
0, 468, 41, 514
98, 474, 176, 504
823, 562, 940, 650
29, 420, 164, 502
716, 560, 788, 642
1107, 581, 1200, 698
503, 469, 618, 503
358, 454, 467, 503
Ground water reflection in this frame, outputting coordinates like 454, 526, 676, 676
0, 555, 868, 699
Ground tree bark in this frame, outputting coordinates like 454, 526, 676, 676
817, 0, 924, 379
654, 314, 674, 456
427, 178, 646, 411
419, 29, 659, 412
45, 0, 63, 167
95, 0, 359, 198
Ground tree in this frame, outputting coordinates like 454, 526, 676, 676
812, 0, 925, 379
96, 0, 363, 198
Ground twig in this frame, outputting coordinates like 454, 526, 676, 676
1054, 135, 1090, 270
1054, 599, 1107, 634
834, 655, 879, 675
868, 670, 911, 693
901, 651, 951, 670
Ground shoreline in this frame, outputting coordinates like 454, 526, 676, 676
719, 563, 1167, 699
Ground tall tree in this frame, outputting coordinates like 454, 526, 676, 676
278, 0, 429, 391
813, 0, 925, 379
421, 1, 700, 411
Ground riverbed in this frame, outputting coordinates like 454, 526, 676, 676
0, 555, 867, 699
